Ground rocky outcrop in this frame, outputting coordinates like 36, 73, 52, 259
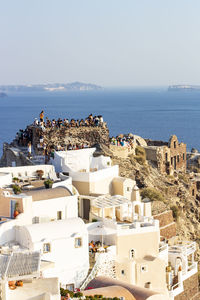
0, 143, 33, 167
31, 124, 110, 153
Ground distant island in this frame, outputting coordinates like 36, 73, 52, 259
168, 85, 200, 91
0, 92, 7, 97
0, 82, 102, 93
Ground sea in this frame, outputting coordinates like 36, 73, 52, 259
0, 87, 200, 156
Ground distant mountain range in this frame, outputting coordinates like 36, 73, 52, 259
0, 82, 102, 93
168, 85, 200, 91
0, 92, 7, 97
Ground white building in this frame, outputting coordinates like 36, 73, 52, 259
15, 218, 89, 289
51, 148, 119, 195
0, 250, 60, 300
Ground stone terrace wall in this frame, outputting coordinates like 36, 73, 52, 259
153, 210, 176, 239
31, 124, 110, 152
175, 273, 200, 300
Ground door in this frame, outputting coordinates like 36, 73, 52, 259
83, 198, 90, 220
10, 200, 16, 219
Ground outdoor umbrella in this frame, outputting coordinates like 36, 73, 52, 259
88, 224, 116, 248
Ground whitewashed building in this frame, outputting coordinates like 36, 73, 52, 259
51, 148, 119, 195
15, 218, 89, 289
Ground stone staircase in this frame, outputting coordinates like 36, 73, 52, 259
80, 252, 116, 291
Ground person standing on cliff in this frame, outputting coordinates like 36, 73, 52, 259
27, 141, 32, 158
39, 110, 44, 123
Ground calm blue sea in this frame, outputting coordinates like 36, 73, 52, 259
0, 88, 200, 156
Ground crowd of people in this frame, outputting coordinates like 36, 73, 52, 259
110, 135, 135, 148
33, 111, 104, 129
15, 128, 32, 147
14, 111, 105, 162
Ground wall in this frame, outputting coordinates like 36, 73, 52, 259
32, 195, 78, 221
153, 211, 176, 239
175, 273, 200, 300
72, 165, 119, 195
16, 227, 89, 288
110, 144, 135, 158
134, 257, 166, 291
0, 172, 12, 187
169, 136, 187, 174
0, 165, 56, 180
116, 230, 160, 259
145, 136, 187, 175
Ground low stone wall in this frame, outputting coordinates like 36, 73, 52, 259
175, 273, 200, 300
153, 210, 176, 239
110, 144, 135, 158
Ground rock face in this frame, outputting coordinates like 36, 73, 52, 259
31, 124, 110, 154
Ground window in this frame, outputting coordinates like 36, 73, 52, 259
192, 189, 195, 196
174, 141, 176, 148
127, 187, 130, 192
57, 211, 62, 220
129, 248, 136, 259
177, 155, 179, 163
141, 265, 148, 272
107, 162, 110, 166
66, 284, 74, 291
165, 153, 168, 162
183, 153, 185, 160
75, 237, 82, 248
43, 243, 51, 253
121, 270, 125, 275
171, 157, 173, 165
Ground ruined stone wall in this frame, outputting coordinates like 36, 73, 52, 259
153, 210, 176, 239
145, 135, 186, 175
175, 273, 200, 300
169, 136, 187, 173
110, 144, 135, 158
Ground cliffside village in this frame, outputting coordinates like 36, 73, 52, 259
0, 113, 199, 300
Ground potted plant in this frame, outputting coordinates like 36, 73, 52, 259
36, 169, 44, 180
44, 179, 53, 189
12, 184, 21, 195
16, 280, 23, 287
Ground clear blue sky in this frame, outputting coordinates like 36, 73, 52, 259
1, 0, 200, 86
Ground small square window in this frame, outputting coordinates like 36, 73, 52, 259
121, 270, 125, 275
66, 284, 74, 291
75, 237, 82, 248
57, 211, 62, 220
43, 243, 51, 253
107, 162, 110, 166
141, 265, 148, 272
127, 187, 130, 192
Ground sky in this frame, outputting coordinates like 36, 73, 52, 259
1, 0, 200, 87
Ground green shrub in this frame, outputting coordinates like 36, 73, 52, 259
133, 146, 146, 165
12, 184, 21, 195
134, 155, 146, 165
60, 288, 67, 297
170, 205, 179, 221
135, 146, 146, 156
141, 188, 164, 202
92, 218, 98, 222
